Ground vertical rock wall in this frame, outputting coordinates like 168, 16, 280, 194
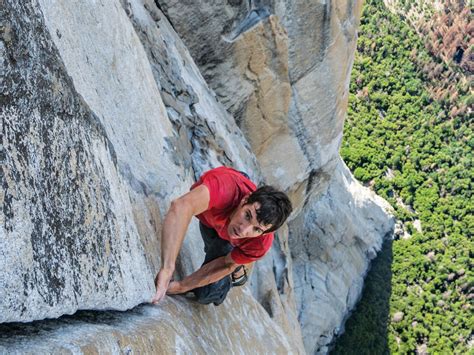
2, 0, 163, 321
289, 159, 394, 353
148, 1, 394, 353
2, 0, 258, 322
157, 0, 364, 212
1, 0, 303, 352
152, 0, 394, 353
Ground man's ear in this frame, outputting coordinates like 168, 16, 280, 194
241, 194, 250, 205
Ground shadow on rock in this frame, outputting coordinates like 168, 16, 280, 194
331, 238, 393, 355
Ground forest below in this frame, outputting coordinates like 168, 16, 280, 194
332, 0, 473, 353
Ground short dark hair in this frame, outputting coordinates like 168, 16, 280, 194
246, 185, 292, 233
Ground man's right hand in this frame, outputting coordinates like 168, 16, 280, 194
151, 268, 174, 304
151, 185, 210, 305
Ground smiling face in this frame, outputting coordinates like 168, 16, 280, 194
227, 196, 273, 239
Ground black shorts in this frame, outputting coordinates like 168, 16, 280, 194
192, 222, 233, 305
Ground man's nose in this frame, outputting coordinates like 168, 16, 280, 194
240, 223, 253, 237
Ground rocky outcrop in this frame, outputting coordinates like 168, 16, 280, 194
1, 0, 394, 353
2, 0, 303, 352
0, 292, 294, 354
154, 1, 393, 352
289, 159, 394, 353
157, 0, 364, 213
1, 0, 259, 323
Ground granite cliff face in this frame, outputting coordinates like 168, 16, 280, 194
1, 0, 394, 354
158, 1, 365, 214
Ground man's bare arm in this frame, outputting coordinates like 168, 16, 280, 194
151, 185, 210, 304
167, 253, 239, 294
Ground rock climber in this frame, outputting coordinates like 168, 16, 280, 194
151, 166, 292, 305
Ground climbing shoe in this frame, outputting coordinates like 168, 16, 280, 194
231, 265, 248, 287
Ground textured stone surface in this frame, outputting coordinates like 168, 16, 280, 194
1, 0, 259, 323
0, 290, 296, 354
2, 0, 160, 322
156, 1, 311, 213
157, 0, 364, 212
249, 224, 304, 352
154, 2, 392, 353
289, 159, 395, 354
280, 1, 364, 202
2, 0, 394, 353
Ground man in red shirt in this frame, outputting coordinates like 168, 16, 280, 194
151, 166, 292, 305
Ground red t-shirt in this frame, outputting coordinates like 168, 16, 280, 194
190, 167, 274, 265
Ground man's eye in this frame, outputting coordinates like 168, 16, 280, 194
254, 227, 262, 234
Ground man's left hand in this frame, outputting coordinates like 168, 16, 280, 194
166, 280, 185, 295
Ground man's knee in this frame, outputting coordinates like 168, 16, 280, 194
193, 277, 231, 306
